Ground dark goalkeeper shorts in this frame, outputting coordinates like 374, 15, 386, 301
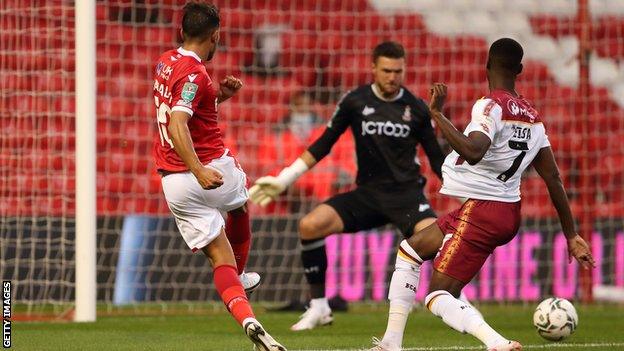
324, 182, 436, 238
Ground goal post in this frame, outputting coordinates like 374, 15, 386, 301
75, 0, 97, 322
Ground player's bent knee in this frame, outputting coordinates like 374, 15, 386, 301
407, 224, 444, 261
299, 205, 343, 239
298, 215, 319, 239
414, 217, 437, 233
299, 215, 334, 240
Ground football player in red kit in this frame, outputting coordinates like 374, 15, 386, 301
152, 2, 285, 350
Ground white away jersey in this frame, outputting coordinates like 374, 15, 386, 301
440, 90, 550, 202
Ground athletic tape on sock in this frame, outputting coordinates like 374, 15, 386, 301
398, 240, 424, 265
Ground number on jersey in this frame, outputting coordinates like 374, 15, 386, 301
497, 141, 529, 182
155, 97, 173, 148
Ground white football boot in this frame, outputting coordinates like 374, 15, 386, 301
488, 340, 522, 351
240, 272, 261, 294
244, 319, 287, 351
367, 337, 400, 351
290, 301, 333, 331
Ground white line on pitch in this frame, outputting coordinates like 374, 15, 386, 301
293, 342, 624, 351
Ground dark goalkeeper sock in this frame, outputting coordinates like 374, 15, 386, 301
300, 238, 327, 299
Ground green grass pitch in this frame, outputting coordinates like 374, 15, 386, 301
13, 304, 624, 350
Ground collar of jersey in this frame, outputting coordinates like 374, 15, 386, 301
371, 84, 404, 102
177, 47, 202, 63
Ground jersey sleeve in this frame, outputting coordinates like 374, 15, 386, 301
307, 92, 354, 161
325, 91, 354, 134
170, 71, 209, 117
465, 98, 502, 141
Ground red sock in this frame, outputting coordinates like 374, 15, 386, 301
225, 210, 251, 274
214, 264, 255, 326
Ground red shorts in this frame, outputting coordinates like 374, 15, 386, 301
433, 199, 521, 284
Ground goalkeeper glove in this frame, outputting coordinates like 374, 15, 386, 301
249, 158, 309, 207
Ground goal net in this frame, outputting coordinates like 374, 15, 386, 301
1, 0, 623, 318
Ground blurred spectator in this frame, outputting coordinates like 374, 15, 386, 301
252, 24, 286, 74
115, 0, 161, 24
279, 91, 322, 138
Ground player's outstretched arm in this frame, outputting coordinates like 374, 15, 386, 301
168, 111, 224, 190
249, 116, 349, 207
249, 151, 317, 207
428, 83, 490, 165
250, 92, 352, 207
532, 146, 595, 269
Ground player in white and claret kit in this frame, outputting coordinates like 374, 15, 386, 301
152, 2, 285, 350
371, 38, 595, 351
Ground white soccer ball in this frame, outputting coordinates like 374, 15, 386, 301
533, 297, 578, 341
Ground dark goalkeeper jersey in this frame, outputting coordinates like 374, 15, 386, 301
308, 84, 445, 188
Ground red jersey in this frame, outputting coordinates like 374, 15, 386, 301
152, 47, 225, 172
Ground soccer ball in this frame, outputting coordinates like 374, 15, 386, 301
532, 297, 578, 341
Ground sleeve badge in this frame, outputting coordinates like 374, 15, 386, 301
181, 82, 199, 102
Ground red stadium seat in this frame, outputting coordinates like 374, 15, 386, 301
220, 8, 256, 30
138, 26, 176, 45
96, 4, 108, 20
293, 12, 357, 32
318, 0, 369, 12
234, 75, 301, 106
529, 15, 577, 38
219, 31, 254, 66
98, 195, 120, 214
207, 51, 244, 78
391, 14, 426, 32
327, 54, 371, 88
548, 131, 584, 156
98, 174, 134, 194
521, 174, 556, 218
279, 32, 319, 69
0, 52, 48, 71
97, 24, 135, 43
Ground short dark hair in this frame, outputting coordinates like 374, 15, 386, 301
372, 41, 405, 63
488, 38, 523, 74
182, 1, 220, 40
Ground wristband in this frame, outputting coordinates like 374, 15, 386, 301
275, 158, 309, 186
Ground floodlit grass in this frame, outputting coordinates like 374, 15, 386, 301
13, 303, 624, 350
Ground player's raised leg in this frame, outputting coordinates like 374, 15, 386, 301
424, 200, 522, 351
202, 230, 286, 351
291, 204, 345, 331
426, 271, 520, 351
226, 204, 261, 294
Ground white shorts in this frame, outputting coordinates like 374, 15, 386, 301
161, 150, 248, 252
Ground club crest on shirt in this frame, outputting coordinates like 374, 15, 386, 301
181, 82, 198, 102
402, 105, 412, 121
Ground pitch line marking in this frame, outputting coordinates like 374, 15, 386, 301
293, 342, 624, 351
